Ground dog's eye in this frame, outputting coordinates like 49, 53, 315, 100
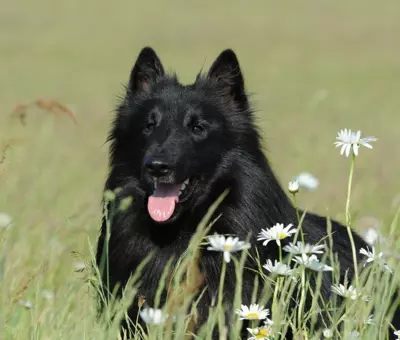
144, 121, 156, 134
191, 125, 204, 135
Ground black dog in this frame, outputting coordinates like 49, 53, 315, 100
96, 47, 398, 338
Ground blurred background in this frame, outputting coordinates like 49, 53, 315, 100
1, 1, 399, 336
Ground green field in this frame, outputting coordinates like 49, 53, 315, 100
1, 1, 400, 339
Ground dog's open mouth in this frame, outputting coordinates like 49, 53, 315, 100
147, 178, 194, 222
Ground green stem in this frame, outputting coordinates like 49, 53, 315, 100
218, 258, 227, 335
345, 154, 355, 227
272, 246, 283, 313
345, 153, 359, 287
293, 194, 304, 243
272, 276, 280, 318
297, 269, 307, 331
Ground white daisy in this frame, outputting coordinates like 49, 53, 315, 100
257, 223, 297, 247
236, 304, 270, 320
359, 246, 392, 273
0, 212, 12, 229
295, 172, 319, 191
292, 254, 332, 272
288, 180, 299, 194
283, 241, 325, 255
365, 314, 374, 325
362, 227, 380, 245
331, 284, 359, 300
323, 328, 333, 338
263, 259, 293, 276
334, 129, 377, 157
357, 216, 382, 245
246, 324, 274, 339
139, 307, 167, 325
19, 299, 32, 309
394, 330, 400, 339
207, 234, 251, 263
348, 330, 360, 339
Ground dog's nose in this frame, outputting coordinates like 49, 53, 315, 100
145, 159, 171, 178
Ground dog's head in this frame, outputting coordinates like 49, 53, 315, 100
109, 47, 260, 224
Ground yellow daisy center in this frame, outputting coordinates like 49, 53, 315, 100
278, 232, 287, 239
246, 312, 259, 319
259, 329, 272, 336
224, 244, 232, 251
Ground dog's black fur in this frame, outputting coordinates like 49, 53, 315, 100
96, 47, 399, 338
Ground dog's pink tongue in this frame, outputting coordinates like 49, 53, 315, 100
148, 183, 181, 222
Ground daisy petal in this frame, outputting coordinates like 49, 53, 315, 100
224, 251, 231, 263
345, 144, 351, 157
353, 143, 359, 156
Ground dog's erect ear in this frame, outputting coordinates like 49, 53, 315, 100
128, 47, 165, 93
207, 49, 246, 105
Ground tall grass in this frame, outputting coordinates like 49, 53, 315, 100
1, 122, 400, 340
84, 186, 399, 339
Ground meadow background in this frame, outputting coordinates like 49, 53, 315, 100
1, 1, 399, 339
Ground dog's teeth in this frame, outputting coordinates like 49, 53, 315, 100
154, 182, 157, 190
183, 178, 190, 185
181, 183, 187, 190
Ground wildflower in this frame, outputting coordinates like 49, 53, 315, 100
0, 212, 12, 229
292, 254, 332, 272
283, 241, 325, 255
263, 259, 293, 276
246, 324, 274, 339
257, 223, 297, 247
295, 172, 319, 191
207, 234, 251, 263
362, 227, 379, 245
236, 304, 270, 320
365, 314, 374, 325
348, 330, 360, 339
357, 216, 382, 245
19, 300, 32, 309
334, 129, 377, 157
359, 246, 392, 273
331, 284, 359, 300
139, 307, 167, 325
323, 328, 333, 338
394, 330, 400, 339
288, 180, 299, 194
